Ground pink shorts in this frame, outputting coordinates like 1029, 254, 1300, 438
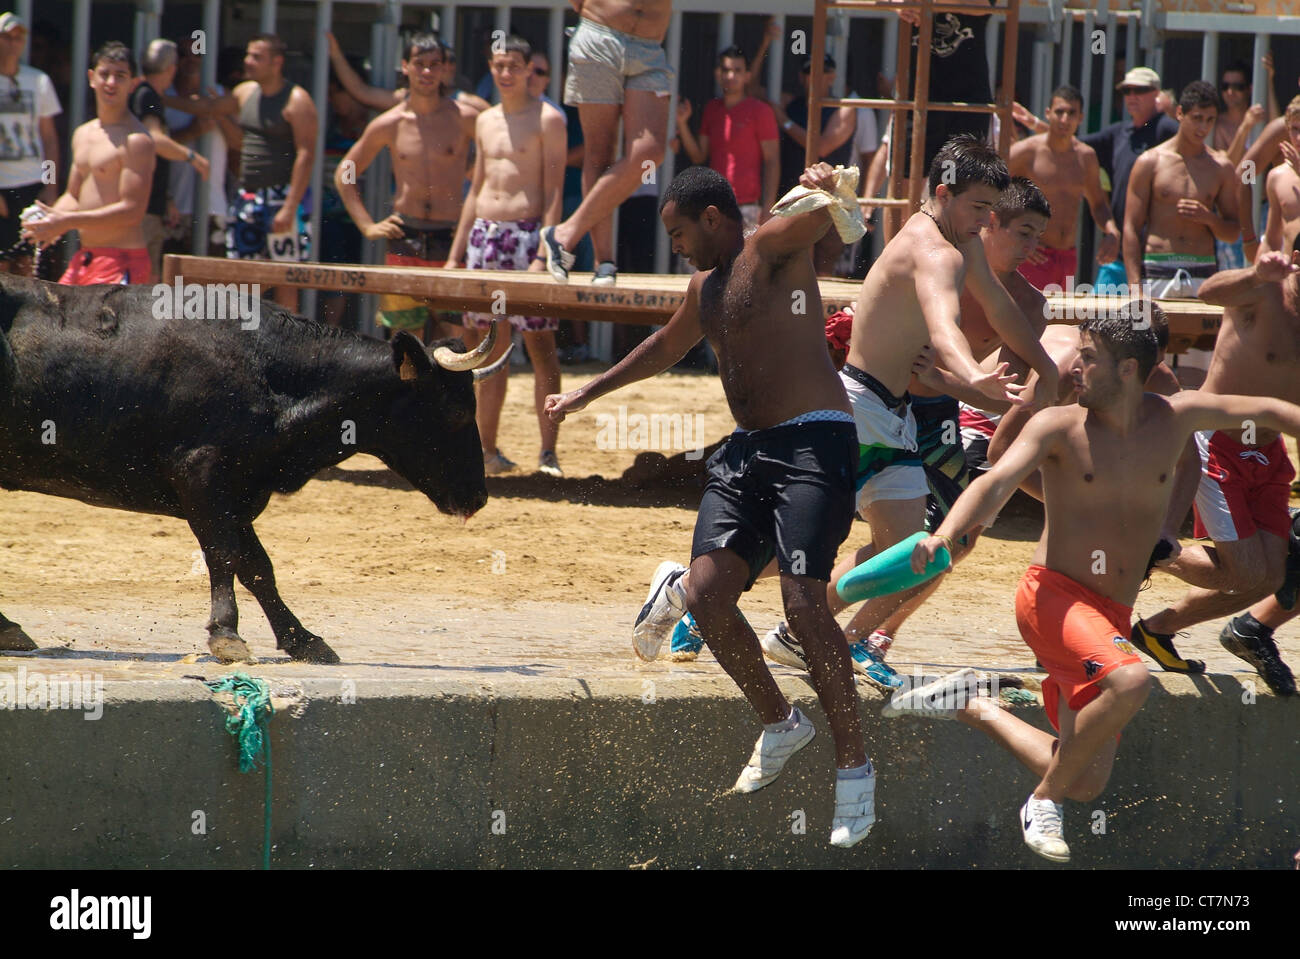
58, 247, 153, 286
1017, 244, 1077, 293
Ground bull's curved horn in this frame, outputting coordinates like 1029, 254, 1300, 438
472, 342, 513, 381
432, 320, 498, 371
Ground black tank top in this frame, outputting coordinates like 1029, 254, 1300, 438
239, 82, 297, 189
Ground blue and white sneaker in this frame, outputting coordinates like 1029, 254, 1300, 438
670, 611, 704, 661
849, 641, 904, 691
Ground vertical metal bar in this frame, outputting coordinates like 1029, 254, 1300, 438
1125, 14, 1137, 80
301, 0, 334, 324
191, 0, 222, 258
1078, 8, 1095, 130
805, 0, 827, 168
261, 0, 278, 36
654, 8, 683, 276
1201, 32, 1218, 91
882, 10, 898, 82
1251, 31, 1267, 233
1059, 12, 1072, 91
69, 0, 90, 134
1031, 35, 1047, 121
1100, 15, 1116, 133
768, 13, 785, 102
719, 11, 734, 53
548, 3, 564, 102
442, 3, 457, 46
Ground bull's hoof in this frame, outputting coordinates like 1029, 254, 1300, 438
283, 635, 340, 665
208, 633, 257, 664
0, 622, 37, 652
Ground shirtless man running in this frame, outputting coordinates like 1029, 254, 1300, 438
761, 138, 1058, 681
545, 163, 877, 848
898, 308, 1300, 861
23, 42, 155, 284
763, 177, 1055, 684
334, 33, 479, 343
1132, 250, 1300, 679
1009, 85, 1121, 292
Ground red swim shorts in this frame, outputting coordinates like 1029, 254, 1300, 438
1192, 430, 1295, 543
1015, 565, 1142, 732
1017, 244, 1077, 294
58, 247, 153, 286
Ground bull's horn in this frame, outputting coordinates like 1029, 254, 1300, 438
472, 342, 513, 381
432, 320, 497, 371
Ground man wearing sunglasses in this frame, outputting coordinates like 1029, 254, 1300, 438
1080, 67, 1178, 291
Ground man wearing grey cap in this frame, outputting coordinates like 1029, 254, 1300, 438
0, 12, 61, 277
1081, 67, 1178, 290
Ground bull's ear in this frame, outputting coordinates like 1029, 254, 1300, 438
391, 331, 433, 382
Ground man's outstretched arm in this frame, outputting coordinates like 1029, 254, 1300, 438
545, 273, 707, 422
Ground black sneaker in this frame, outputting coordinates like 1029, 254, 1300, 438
1220, 616, 1297, 696
539, 225, 574, 284
1130, 619, 1205, 673
1274, 509, 1300, 610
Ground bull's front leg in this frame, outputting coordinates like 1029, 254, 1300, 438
178, 493, 256, 663
234, 525, 339, 664
0, 611, 36, 652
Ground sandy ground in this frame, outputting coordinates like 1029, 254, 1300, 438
1, 367, 1285, 686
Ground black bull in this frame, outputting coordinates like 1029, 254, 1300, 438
0, 276, 506, 663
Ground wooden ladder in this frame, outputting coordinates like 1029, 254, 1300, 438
805, 0, 1022, 240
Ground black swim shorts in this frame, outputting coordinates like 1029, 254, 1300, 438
692, 415, 857, 589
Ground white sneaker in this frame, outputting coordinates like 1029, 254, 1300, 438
881, 667, 982, 720
830, 768, 877, 848
732, 708, 816, 793
537, 451, 563, 477
632, 561, 687, 661
760, 621, 808, 670
1020, 794, 1070, 862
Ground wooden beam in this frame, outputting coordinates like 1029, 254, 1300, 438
164, 255, 1222, 354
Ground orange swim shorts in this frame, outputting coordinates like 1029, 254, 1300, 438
1014, 565, 1142, 732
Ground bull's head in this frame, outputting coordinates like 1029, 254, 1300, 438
375, 325, 512, 518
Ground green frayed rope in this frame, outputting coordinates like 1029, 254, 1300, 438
206, 671, 274, 869
1000, 687, 1039, 707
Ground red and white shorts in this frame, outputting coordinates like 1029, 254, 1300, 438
1192, 430, 1295, 543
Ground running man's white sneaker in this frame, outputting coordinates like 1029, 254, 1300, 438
830, 768, 877, 848
881, 667, 981, 720
632, 561, 687, 661
732, 708, 816, 793
1020, 794, 1070, 862
761, 621, 809, 670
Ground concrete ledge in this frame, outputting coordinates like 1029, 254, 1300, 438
1, 673, 1295, 868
